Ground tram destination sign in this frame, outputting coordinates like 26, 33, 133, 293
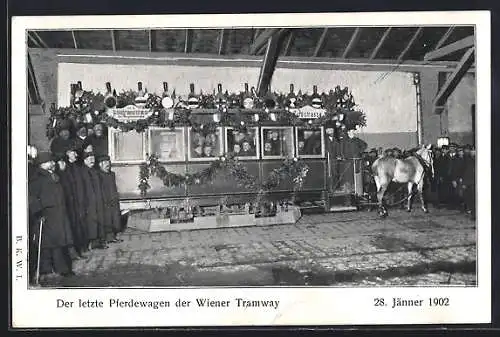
290, 106, 326, 119
107, 105, 154, 122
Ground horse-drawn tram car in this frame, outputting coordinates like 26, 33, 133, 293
57, 82, 367, 232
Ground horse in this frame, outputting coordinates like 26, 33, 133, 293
371, 144, 435, 217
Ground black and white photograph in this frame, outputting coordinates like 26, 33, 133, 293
11, 12, 491, 327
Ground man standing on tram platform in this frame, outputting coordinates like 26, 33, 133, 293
326, 127, 367, 196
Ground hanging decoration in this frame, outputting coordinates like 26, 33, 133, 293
46, 84, 366, 139
139, 153, 309, 204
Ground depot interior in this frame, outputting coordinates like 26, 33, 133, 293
27, 27, 476, 223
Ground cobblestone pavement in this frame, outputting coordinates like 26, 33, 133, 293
42, 208, 477, 287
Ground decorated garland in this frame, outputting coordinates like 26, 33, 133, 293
139, 152, 309, 204
46, 84, 366, 139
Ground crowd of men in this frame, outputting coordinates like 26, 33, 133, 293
28, 120, 122, 285
361, 144, 476, 216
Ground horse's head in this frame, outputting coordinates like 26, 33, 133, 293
416, 144, 434, 178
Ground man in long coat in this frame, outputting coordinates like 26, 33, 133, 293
31, 152, 74, 281
326, 128, 367, 192
55, 153, 86, 260
28, 146, 42, 284
64, 143, 89, 256
462, 146, 476, 216
449, 147, 466, 209
80, 151, 108, 249
96, 155, 122, 242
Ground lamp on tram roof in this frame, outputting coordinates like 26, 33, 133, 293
437, 136, 449, 148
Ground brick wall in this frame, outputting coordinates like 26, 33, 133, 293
28, 49, 58, 151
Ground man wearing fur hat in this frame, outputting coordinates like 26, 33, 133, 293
87, 123, 108, 157
73, 123, 93, 156
96, 155, 122, 243
30, 151, 75, 282
50, 119, 74, 159
79, 151, 107, 249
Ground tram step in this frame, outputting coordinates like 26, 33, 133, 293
328, 205, 358, 212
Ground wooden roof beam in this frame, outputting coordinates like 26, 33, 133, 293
342, 27, 362, 59
27, 32, 42, 48
283, 30, 295, 56
31, 31, 49, 48
249, 28, 281, 55
313, 28, 329, 57
433, 47, 475, 109
369, 27, 391, 60
424, 35, 474, 61
110, 30, 119, 52
149, 30, 157, 52
434, 26, 455, 50
218, 29, 226, 55
71, 30, 78, 49
27, 53, 41, 103
256, 31, 287, 96
397, 27, 423, 61
184, 29, 193, 53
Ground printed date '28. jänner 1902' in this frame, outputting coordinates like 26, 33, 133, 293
374, 297, 450, 308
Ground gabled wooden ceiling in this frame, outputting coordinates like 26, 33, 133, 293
27, 26, 475, 62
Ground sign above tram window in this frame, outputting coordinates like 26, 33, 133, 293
107, 105, 154, 122
290, 105, 326, 119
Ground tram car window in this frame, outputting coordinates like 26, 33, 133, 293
261, 127, 294, 159
109, 128, 147, 163
295, 127, 325, 158
225, 127, 260, 159
148, 127, 186, 162
188, 127, 223, 161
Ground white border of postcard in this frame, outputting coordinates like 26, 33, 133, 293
11, 11, 491, 327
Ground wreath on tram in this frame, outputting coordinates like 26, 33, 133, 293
45, 84, 366, 139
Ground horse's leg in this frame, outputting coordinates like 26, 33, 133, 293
376, 178, 389, 217
406, 182, 414, 212
417, 177, 428, 213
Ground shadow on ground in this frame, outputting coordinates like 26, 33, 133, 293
40, 259, 476, 288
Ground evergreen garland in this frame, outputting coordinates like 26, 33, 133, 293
46, 85, 366, 139
139, 153, 309, 204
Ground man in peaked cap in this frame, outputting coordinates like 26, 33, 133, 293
31, 151, 75, 282
96, 154, 123, 243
